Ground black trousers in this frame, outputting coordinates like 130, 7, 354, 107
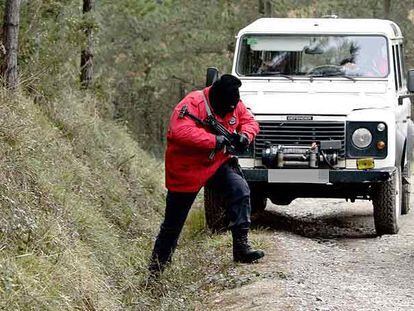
150, 160, 251, 268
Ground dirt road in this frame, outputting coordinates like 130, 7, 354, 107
208, 197, 414, 311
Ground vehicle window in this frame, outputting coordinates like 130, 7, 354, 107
396, 45, 402, 88
237, 35, 389, 78
399, 44, 406, 85
392, 45, 398, 90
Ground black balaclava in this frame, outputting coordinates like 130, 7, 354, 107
209, 74, 242, 117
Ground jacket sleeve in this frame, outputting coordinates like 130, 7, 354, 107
167, 101, 216, 150
236, 101, 260, 142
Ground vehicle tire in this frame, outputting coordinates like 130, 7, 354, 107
401, 161, 411, 215
250, 188, 267, 214
269, 196, 294, 206
204, 185, 227, 233
372, 168, 401, 235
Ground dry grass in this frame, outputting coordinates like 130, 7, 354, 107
0, 88, 231, 310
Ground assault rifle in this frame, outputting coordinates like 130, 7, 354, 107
178, 105, 237, 159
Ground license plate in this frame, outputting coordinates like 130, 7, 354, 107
357, 158, 375, 170
268, 169, 329, 184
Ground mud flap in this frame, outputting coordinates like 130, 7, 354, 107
407, 119, 414, 163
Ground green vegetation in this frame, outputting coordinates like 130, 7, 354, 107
0, 88, 235, 309
96, 0, 414, 154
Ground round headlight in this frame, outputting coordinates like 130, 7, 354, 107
352, 128, 372, 149
377, 123, 386, 132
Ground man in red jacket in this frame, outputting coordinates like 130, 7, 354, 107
149, 74, 264, 277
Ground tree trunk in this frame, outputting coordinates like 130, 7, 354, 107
258, 0, 264, 14
80, 0, 94, 89
384, 0, 391, 19
258, 0, 272, 16
264, 0, 272, 17
2, 0, 21, 90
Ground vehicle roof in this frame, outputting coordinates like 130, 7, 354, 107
238, 18, 403, 39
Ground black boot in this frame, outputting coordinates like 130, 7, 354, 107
231, 225, 265, 263
147, 232, 177, 280
148, 255, 165, 280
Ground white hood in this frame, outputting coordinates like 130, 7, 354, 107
240, 80, 391, 116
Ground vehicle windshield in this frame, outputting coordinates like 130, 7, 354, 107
237, 35, 389, 78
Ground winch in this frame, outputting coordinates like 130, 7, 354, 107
261, 140, 342, 169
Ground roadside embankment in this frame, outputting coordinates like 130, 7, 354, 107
0, 89, 230, 310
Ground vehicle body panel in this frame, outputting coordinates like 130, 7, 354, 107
229, 18, 411, 200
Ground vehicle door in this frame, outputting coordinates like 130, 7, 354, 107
392, 41, 411, 162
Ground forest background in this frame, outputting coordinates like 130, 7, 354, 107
3, 0, 414, 156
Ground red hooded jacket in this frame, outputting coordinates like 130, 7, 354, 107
165, 87, 260, 192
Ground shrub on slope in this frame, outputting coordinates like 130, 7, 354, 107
0, 89, 231, 310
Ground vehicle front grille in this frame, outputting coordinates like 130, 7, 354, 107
254, 121, 346, 158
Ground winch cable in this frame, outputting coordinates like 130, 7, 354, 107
320, 150, 339, 170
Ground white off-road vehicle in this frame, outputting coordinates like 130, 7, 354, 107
205, 18, 414, 235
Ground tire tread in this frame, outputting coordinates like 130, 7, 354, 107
372, 170, 400, 235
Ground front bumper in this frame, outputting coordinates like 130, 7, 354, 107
243, 167, 395, 184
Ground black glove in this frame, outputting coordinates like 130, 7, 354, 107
232, 133, 250, 153
215, 135, 231, 151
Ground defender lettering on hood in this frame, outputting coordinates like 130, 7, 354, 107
287, 115, 313, 121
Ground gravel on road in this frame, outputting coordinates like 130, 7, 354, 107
207, 197, 414, 311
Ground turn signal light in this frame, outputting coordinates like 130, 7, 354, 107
376, 141, 386, 150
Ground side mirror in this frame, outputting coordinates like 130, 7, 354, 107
206, 67, 219, 87
408, 70, 414, 93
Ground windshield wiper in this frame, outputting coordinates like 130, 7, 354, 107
308, 72, 356, 82
245, 72, 294, 81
